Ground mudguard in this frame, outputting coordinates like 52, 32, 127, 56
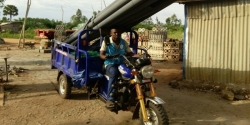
146, 97, 165, 105
132, 97, 165, 119
132, 102, 140, 119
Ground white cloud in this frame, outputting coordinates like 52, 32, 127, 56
1, 0, 184, 24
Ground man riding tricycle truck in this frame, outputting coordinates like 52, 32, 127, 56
51, 28, 169, 125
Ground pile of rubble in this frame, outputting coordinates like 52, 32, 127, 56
169, 79, 250, 101
0, 66, 27, 82
0, 38, 5, 44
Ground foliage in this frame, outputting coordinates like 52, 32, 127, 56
14, 17, 62, 30
141, 17, 154, 25
155, 17, 163, 25
167, 28, 184, 39
3, 5, 18, 21
0, 0, 4, 8
132, 14, 184, 39
1, 17, 7, 22
165, 14, 181, 26
0, 28, 36, 39
0, 8, 184, 39
69, 9, 88, 29
132, 17, 154, 30
0, 17, 61, 39
132, 23, 153, 31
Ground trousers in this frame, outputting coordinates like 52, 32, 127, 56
106, 64, 119, 101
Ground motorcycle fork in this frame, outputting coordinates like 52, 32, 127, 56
149, 83, 157, 97
135, 84, 149, 122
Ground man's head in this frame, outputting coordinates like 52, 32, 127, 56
110, 28, 120, 42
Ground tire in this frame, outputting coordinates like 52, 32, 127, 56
139, 101, 169, 125
58, 74, 72, 99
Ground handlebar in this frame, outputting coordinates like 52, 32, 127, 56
106, 54, 120, 59
106, 54, 135, 68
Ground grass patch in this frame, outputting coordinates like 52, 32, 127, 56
0, 28, 36, 39
167, 30, 184, 40
0, 28, 184, 41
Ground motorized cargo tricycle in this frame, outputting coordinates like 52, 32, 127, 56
51, 29, 169, 125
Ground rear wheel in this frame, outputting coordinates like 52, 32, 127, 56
58, 74, 71, 99
139, 101, 169, 125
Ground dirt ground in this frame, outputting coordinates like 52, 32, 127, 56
0, 38, 250, 125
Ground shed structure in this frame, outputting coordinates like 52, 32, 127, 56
181, 0, 250, 84
0, 22, 22, 33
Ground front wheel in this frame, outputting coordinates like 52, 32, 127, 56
58, 74, 72, 99
139, 101, 169, 125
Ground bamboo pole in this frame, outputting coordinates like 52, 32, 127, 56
18, 0, 31, 48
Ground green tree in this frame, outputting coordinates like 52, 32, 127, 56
1, 17, 7, 22
132, 17, 154, 30
165, 14, 181, 26
68, 9, 88, 29
155, 17, 163, 25
3, 5, 18, 21
14, 17, 62, 29
70, 9, 88, 24
164, 14, 184, 38
132, 23, 153, 30
0, 0, 5, 8
141, 17, 154, 25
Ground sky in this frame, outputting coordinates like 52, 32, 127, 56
0, 0, 185, 24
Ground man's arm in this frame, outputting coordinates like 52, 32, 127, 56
100, 40, 107, 60
100, 50, 107, 60
124, 40, 134, 56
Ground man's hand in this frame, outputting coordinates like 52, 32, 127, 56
126, 52, 134, 56
106, 54, 120, 59
132, 54, 141, 58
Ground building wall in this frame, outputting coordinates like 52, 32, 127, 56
184, 0, 250, 84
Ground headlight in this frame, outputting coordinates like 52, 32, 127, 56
140, 65, 154, 78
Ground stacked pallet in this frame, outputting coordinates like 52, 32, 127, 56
137, 27, 167, 60
163, 38, 183, 61
137, 28, 149, 50
147, 27, 167, 60
137, 27, 183, 62
54, 25, 67, 41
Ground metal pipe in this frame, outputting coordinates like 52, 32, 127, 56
92, 0, 144, 29
70, 0, 147, 45
123, 0, 176, 28
83, 0, 171, 44
67, 0, 176, 46
64, 0, 130, 44
103, 0, 158, 28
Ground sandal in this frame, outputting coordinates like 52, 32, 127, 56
106, 100, 115, 108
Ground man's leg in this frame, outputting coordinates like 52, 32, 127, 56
106, 64, 119, 103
